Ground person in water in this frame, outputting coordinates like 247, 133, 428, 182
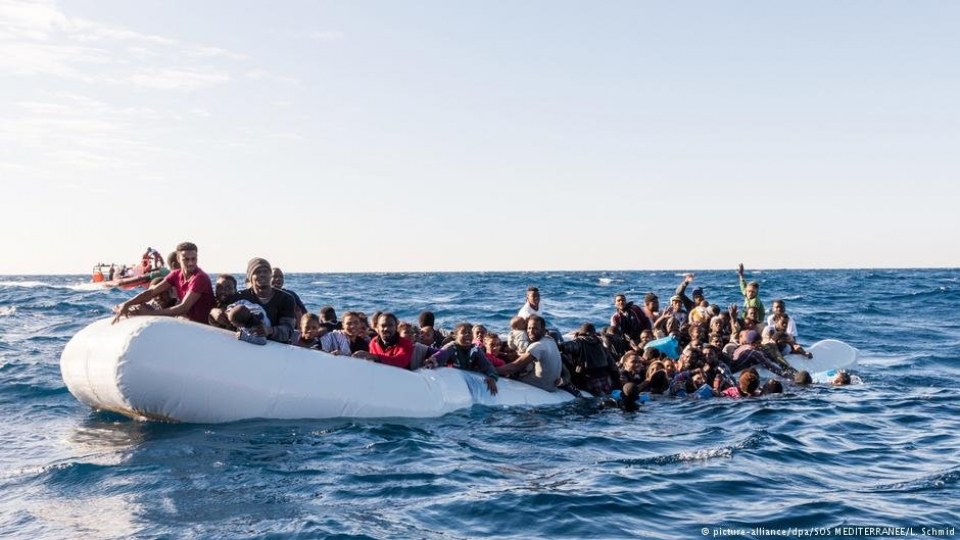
112, 241, 215, 325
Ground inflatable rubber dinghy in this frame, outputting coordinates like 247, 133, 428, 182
60, 317, 577, 423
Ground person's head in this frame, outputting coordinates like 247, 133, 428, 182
692, 287, 705, 302
644, 293, 659, 313
397, 321, 419, 342
642, 347, 661, 363
341, 311, 363, 337
453, 322, 474, 346
709, 333, 725, 348
742, 329, 761, 346
761, 379, 783, 395
833, 370, 852, 386
526, 286, 540, 309
418, 311, 435, 328
215, 274, 237, 303
648, 369, 669, 394
622, 351, 641, 373
745, 281, 760, 299
471, 324, 487, 343
794, 370, 813, 385
621, 382, 641, 411
375, 312, 399, 342
639, 329, 654, 344
175, 242, 199, 275
484, 332, 501, 354
510, 316, 527, 331
614, 294, 627, 310
300, 313, 322, 340
688, 324, 703, 343
419, 325, 437, 345
246, 257, 272, 294
669, 295, 683, 310
662, 358, 677, 377
227, 304, 257, 329
526, 315, 546, 342
774, 312, 790, 331
271, 267, 285, 289
166, 251, 180, 270
577, 322, 597, 337
319, 305, 337, 324
739, 368, 760, 395
710, 315, 724, 333
745, 306, 760, 321
771, 299, 785, 315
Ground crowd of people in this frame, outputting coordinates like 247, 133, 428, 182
111, 242, 851, 411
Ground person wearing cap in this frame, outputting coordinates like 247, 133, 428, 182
673, 273, 706, 313
728, 329, 793, 377
235, 257, 297, 344
112, 241, 215, 325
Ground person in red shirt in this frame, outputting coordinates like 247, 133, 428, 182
112, 242, 215, 325
353, 312, 413, 369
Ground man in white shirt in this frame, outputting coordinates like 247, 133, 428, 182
518, 286, 541, 318
500, 315, 561, 392
765, 299, 799, 340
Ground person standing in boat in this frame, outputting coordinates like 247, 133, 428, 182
499, 315, 562, 392
610, 294, 650, 347
234, 258, 297, 344
112, 241, 215, 325
737, 263, 766, 323
352, 312, 414, 369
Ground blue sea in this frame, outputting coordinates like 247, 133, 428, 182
1, 269, 958, 539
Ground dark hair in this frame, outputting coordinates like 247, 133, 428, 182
167, 252, 180, 270
418, 310, 435, 328
527, 286, 539, 293
762, 379, 783, 394
794, 370, 813, 385
577, 322, 597, 335
301, 312, 320, 325
453, 322, 472, 334
739, 368, 760, 394
175, 241, 198, 252
319, 305, 337, 322
217, 274, 237, 286
376, 312, 399, 327
644, 293, 658, 303
527, 314, 546, 329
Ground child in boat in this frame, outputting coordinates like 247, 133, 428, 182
482, 333, 508, 367
737, 263, 766, 322
506, 316, 530, 353
208, 274, 239, 328
424, 323, 499, 395
298, 313, 352, 355
225, 299, 271, 346
721, 368, 761, 398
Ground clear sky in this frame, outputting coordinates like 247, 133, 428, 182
1, 0, 957, 275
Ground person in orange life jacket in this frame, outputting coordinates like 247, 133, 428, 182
353, 312, 414, 369
235, 258, 297, 344
112, 242, 214, 325
424, 323, 498, 395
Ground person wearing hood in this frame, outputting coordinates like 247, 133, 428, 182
235, 257, 297, 344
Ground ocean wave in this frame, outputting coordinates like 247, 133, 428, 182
0, 306, 16, 317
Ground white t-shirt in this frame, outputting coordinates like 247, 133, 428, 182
520, 338, 562, 392
518, 302, 540, 319
766, 314, 798, 341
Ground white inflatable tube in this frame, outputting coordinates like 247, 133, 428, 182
60, 317, 577, 423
